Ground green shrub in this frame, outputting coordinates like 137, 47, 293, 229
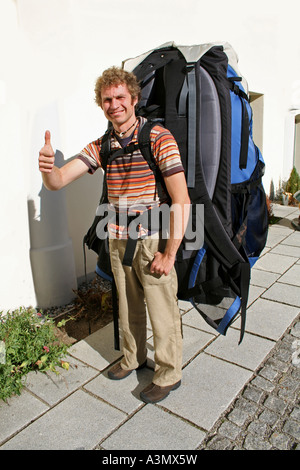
286, 167, 300, 195
0, 307, 70, 401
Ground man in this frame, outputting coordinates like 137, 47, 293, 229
39, 66, 190, 404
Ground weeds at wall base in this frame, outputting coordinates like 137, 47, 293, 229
0, 307, 70, 402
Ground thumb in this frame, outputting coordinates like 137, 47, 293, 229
44, 130, 52, 146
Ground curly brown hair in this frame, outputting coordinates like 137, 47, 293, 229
94, 66, 141, 107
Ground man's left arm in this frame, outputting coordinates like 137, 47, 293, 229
150, 171, 190, 276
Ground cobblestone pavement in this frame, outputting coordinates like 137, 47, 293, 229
199, 316, 300, 450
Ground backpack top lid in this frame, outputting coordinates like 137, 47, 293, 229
122, 41, 249, 96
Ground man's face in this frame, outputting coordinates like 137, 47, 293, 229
101, 83, 138, 129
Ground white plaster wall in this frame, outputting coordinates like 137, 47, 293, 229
1, 0, 299, 310
0, 0, 36, 310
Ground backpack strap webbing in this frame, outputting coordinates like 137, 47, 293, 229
239, 98, 250, 169
99, 129, 111, 170
228, 77, 250, 170
239, 261, 250, 343
137, 119, 167, 199
111, 277, 120, 350
177, 63, 198, 188
99, 129, 112, 204
186, 64, 197, 188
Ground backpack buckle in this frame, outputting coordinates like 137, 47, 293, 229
185, 63, 196, 73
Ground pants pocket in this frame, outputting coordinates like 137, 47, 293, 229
139, 238, 171, 285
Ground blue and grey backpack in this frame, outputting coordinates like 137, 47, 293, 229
84, 42, 268, 346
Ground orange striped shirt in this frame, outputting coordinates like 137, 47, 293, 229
77, 117, 184, 238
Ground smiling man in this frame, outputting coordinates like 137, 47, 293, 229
39, 66, 190, 404
100, 85, 138, 133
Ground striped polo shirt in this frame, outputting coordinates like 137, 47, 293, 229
77, 117, 184, 238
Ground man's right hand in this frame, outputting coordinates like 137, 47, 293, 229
38, 130, 89, 190
39, 130, 55, 173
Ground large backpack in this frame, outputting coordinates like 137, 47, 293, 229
84, 42, 268, 346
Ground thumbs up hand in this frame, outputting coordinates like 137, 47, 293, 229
39, 130, 55, 173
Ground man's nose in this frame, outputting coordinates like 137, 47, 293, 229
110, 98, 118, 109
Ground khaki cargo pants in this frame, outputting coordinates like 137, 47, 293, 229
109, 235, 182, 386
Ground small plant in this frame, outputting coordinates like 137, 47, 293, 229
269, 179, 275, 201
286, 167, 300, 198
266, 194, 281, 225
273, 169, 300, 206
0, 307, 70, 402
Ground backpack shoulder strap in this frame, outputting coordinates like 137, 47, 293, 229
228, 76, 250, 170
98, 129, 113, 204
99, 128, 112, 172
137, 119, 168, 199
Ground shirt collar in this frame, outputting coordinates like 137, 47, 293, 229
110, 116, 146, 148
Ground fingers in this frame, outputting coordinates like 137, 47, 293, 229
40, 130, 54, 156
150, 252, 172, 276
44, 130, 51, 146
39, 130, 55, 173
39, 154, 55, 173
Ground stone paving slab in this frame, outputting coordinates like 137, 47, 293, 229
147, 324, 215, 367
262, 283, 300, 308
84, 366, 153, 415
181, 307, 219, 335
1, 390, 126, 450
181, 325, 215, 366
281, 232, 300, 247
250, 269, 280, 289
205, 328, 275, 371
24, 355, 99, 406
254, 252, 298, 274
100, 403, 206, 451
236, 298, 300, 341
247, 284, 266, 306
68, 322, 122, 371
279, 264, 300, 287
0, 390, 49, 445
270, 243, 300, 258
161, 353, 253, 430
265, 226, 294, 248
272, 205, 299, 218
